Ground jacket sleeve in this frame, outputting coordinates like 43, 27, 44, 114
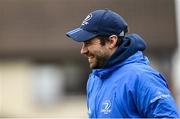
135, 72, 180, 118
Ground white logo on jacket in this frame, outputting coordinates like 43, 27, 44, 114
150, 91, 170, 103
101, 100, 111, 114
88, 107, 91, 115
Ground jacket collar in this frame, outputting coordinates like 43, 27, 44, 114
92, 51, 149, 79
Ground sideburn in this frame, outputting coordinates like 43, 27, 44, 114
97, 35, 123, 46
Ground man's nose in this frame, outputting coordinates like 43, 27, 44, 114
80, 44, 88, 55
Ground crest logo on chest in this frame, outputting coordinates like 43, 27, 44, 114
101, 100, 111, 114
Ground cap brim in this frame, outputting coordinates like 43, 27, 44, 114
66, 28, 97, 42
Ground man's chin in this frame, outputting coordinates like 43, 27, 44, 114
88, 60, 105, 69
89, 62, 97, 69
89, 64, 95, 69
89, 63, 102, 69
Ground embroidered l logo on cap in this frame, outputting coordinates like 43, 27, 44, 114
81, 13, 92, 26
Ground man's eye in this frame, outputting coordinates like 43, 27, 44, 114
84, 42, 91, 46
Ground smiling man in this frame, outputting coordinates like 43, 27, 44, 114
80, 35, 118, 69
66, 9, 180, 118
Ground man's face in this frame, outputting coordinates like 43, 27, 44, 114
80, 37, 111, 69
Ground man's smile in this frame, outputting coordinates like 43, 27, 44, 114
88, 56, 95, 63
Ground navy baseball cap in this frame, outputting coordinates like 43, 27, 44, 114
66, 9, 128, 42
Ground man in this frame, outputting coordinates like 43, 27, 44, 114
66, 9, 180, 118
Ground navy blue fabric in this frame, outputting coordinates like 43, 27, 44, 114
103, 33, 146, 68
66, 9, 128, 42
87, 34, 180, 118
66, 28, 97, 42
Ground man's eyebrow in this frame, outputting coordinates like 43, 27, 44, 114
84, 41, 90, 44
84, 40, 92, 44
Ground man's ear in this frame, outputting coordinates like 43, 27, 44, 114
108, 35, 118, 49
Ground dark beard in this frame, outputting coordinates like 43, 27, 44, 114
93, 55, 109, 69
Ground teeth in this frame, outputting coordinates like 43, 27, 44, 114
88, 56, 93, 59
88, 56, 93, 62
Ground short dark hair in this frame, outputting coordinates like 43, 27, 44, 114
97, 35, 123, 46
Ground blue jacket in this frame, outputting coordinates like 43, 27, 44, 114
86, 34, 180, 118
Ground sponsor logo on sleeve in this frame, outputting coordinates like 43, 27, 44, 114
150, 91, 170, 103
